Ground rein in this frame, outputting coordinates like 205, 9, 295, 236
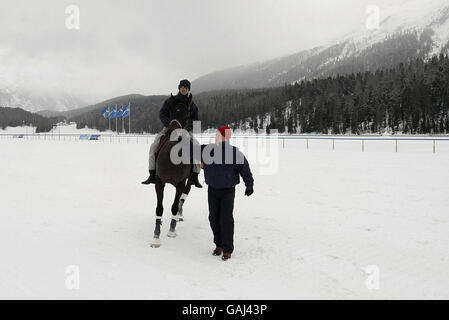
154, 120, 183, 156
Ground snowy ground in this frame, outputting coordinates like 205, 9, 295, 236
0, 136, 448, 299
0, 123, 114, 135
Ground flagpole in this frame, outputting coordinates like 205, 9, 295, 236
129, 102, 131, 134
103, 106, 111, 131
115, 104, 118, 134
108, 105, 111, 131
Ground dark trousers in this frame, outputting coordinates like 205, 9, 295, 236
208, 186, 236, 254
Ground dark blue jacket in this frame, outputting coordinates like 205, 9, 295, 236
201, 141, 254, 189
160, 93, 199, 131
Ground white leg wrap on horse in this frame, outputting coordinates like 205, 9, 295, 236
156, 216, 162, 220
172, 215, 179, 221
167, 230, 177, 238
181, 193, 188, 201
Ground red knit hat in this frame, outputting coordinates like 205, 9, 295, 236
218, 125, 232, 140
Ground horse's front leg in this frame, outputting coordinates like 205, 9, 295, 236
151, 179, 165, 248
167, 179, 186, 238
177, 180, 192, 222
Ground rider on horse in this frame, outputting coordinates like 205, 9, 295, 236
142, 79, 203, 188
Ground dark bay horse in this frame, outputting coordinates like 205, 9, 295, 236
151, 102, 194, 248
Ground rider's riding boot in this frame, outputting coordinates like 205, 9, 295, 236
189, 172, 203, 188
142, 170, 156, 185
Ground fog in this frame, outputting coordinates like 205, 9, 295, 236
0, 0, 407, 104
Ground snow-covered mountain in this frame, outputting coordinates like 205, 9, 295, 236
0, 45, 86, 113
0, 86, 85, 113
192, 0, 449, 92
342, 0, 449, 57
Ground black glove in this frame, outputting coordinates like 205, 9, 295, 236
245, 187, 254, 197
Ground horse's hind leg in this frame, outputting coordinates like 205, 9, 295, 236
167, 179, 186, 238
151, 179, 165, 248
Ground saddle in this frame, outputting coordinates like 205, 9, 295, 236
154, 132, 170, 159
154, 129, 195, 162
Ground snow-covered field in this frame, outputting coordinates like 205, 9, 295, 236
0, 136, 448, 299
0, 123, 110, 135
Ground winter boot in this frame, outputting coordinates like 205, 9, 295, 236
222, 253, 232, 261
189, 172, 203, 188
142, 170, 156, 185
212, 247, 223, 256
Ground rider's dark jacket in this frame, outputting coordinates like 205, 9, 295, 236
159, 92, 199, 132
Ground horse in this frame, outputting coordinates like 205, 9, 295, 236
151, 100, 195, 248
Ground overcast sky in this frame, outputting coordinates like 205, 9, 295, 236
0, 0, 407, 104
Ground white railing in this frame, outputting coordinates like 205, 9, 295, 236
2, 133, 449, 153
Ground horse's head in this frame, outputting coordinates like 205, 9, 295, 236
171, 101, 189, 128
169, 94, 191, 129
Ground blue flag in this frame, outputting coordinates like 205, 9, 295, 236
109, 105, 118, 119
122, 103, 130, 118
116, 105, 124, 118
101, 106, 111, 119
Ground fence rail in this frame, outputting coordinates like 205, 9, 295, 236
2, 133, 449, 140
2, 133, 449, 153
